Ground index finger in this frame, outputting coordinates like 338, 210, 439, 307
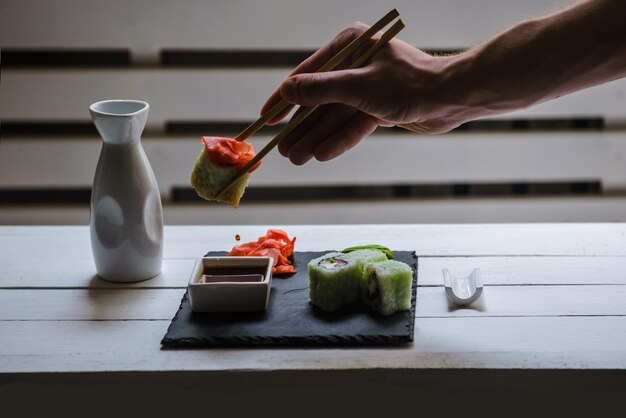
260, 23, 369, 124
290, 22, 371, 78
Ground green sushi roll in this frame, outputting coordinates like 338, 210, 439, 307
308, 249, 387, 311
361, 260, 413, 316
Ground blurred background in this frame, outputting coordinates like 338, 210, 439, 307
2, 0, 626, 225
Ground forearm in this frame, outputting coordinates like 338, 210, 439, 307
442, 0, 626, 123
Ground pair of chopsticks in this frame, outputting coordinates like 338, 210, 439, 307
217, 9, 405, 197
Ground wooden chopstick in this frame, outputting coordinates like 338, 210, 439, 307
234, 8, 400, 142
350, 19, 405, 68
216, 18, 405, 197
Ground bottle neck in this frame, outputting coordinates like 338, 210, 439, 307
93, 115, 145, 145
89, 100, 149, 145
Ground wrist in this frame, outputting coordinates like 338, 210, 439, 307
425, 52, 489, 128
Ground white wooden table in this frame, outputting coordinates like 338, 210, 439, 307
1, 224, 625, 415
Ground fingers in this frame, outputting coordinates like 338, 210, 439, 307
280, 67, 368, 108
260, 90, 294, 125
276, 105, 348, 164
278, 104, 378, 165
277, 106, 328, 158
284, 105, 359, 165
313, 112, 378, 161
289, 23, 369, 77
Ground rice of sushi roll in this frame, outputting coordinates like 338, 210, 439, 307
190, 136, 260, 208
190, 149, 250, 208
361, 260, 413, 316
308, 249, 387, 311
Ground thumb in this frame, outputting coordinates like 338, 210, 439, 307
280, 69, 366, 108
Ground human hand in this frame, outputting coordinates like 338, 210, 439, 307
260, 22, 463, 165
262, 1, 626, 166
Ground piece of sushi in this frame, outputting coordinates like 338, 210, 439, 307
361, 260, 413, 316
190, 136, 260, 208
308, 249, 387, 311
190, 149, 250, 208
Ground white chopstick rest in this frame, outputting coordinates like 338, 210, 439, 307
443, 268, 483, 306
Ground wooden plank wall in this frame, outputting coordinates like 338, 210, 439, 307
2, 0, 626, 224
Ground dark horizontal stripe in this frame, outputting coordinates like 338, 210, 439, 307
1, 49, 131, 67
161, 50, 313, 68
161, 48, 463, 68
2, 117, 605, 138
455, 118, 604, 131
0, 188, 92, 204
2, 48, 463, 68
172, 181, 601, 204
167, 117, 605, 136
1, 122, 98, 136
165, 121, 287, 136
0, 182, 600, 205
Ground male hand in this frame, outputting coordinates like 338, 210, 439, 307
260, 23, 461, 165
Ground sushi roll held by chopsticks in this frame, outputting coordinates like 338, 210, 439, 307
192, 10, 406, 207
190, 136, 261, 208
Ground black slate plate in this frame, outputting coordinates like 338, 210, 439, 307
161, 251, 417, 347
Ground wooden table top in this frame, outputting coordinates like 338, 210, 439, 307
3, 223, 626, 416
2, 223, 625, 374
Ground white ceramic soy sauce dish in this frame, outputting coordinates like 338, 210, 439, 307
188, 256, 273, 313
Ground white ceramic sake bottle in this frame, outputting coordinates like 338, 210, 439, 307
89, 99, 163, 282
